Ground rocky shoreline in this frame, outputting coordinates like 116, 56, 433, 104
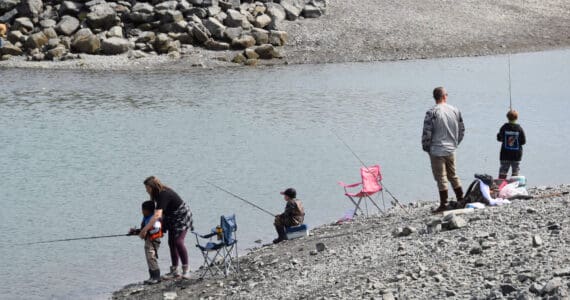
0, 0, 325, 67
113, 184, 570, 299
2, 0, 570, 70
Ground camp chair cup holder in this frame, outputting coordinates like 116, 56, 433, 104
193, 214, 239, 278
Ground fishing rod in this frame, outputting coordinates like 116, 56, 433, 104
18, 233, 130, 246
508, 54, 512, 110
331, 131, 409, 213
205, 181, 276, 217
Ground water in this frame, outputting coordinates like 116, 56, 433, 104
1, 49, 570, 299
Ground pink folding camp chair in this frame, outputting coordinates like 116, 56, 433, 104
338, 165, 385, 218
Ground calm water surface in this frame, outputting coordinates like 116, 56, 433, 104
1, 50, 570, 299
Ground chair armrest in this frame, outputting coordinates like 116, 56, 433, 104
192, 231, 216, 239
338, 181, 362, 188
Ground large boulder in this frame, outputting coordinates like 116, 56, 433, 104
25, 31, 48, 49
0, 0, 20, 13
46, 45, 67, 60
39, 18, 55, 28
231, 35, 255, 49
265, 3, 285, 23
155, 0, 177, 11
190, 22, 210, 44
222, 26, 242, 41
106, 25, 123, 38
224, 9, 243, 27
12, 17, 34, 33
154, 33, 180, 54
42, 27, 57, 39
159, 9, 183, 23
59, 1, 83, 16
204, 38, 229, 51
252, 14, 270, 29
269, 30, 288, 46
254, 43, 280, 59
0, 8, 18, 23
251, 28, 269, 45
56, 15, 80, 36
280, 0, 303, 21
203, 17, 225, 39
86, 3, 117, 29
71, 28, 100, 54
135, 31, 155, 43
6, 30, 23, 43
16, 0, 42, 18
302, 3, 325, 18
129, 2, 154, 23
0, 41, 23, 55
100, 37, 131, 54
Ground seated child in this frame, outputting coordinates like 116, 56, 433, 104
129, 200, 163, 284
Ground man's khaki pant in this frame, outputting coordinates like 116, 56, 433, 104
430, 153, 461, 191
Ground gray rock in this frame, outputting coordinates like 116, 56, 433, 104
0, 0, 20, 13
447, 215, 467, 230
127, 49, 147, 59
0, 8, 17, 23
71, 28, 100, 54
191, 23, 210, 44
106, 26, 123, 38
204, 38, 229, 50
280, 0, 303, 21
203, 17, 225, 39
46, 45, 67, 60
135, 31, 155, 43
309, 250, 318, 256
87, 3, 117, 29
59, 1, 83, 16
244, 48, 258, 59
25, 31, 48, 49
39, 19, 55, 28
6, 30, 23, 44
155, 0, 177, 11
265, 3, 285, 23
101, 37, 131, 54
0, 42, 23, 56
13, 17, 33, 33
17, 0, 43, 18
541, 278, 562, 295
302, 4, 323, 18
517, 273, 536, 282
154, 33, 179, 53
224, 9, 243, 27
46, 37, 60, 48
231, 35, 255, 49
554, 268, 570, 277
185, 7, 207, 18
269, 30, 288, 46
132, 2, 153, 14
254, 43, 280, 59
56, 15, 80, 36
206, 5, 220, 17
315, 242, 326, 252
500, 284, 517, 295
529, 283, 542, 294
532, 235, 542, 247
251, 28, 269, 45
43, 27, 57, 39
470, 245, 483, 255
253, 14, 271, 28
160, 10, 183, 23
223, 26, 242, 41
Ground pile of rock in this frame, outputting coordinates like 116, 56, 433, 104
0, 0, 326, 62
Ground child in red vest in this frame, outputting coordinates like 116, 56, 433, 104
129, 200, 163, 284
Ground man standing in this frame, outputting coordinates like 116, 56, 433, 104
422, 87, 465, 213
273, 188, 305, 244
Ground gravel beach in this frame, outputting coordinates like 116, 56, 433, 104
2, 0, 570, 70
113, 184, 570, 299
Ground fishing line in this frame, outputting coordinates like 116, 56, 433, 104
17, 233, 130, 246
205, 181, 276, 217
508, 54, 513, 110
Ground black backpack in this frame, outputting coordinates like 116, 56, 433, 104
461, 179, 489, 207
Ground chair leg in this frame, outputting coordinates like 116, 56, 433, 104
366, 195, 384, 214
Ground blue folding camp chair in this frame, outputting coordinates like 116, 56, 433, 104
193, 214, 239, 278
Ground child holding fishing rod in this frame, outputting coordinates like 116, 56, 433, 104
128, 200, 163, 285
497, 109, 526, 179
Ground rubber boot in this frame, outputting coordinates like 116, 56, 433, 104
432, 190, 448, 213
273, 225, 286, 244
144, 269, 161, 284
454, 187, 464, 207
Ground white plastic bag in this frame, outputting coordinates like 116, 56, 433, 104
499, 182, 529, 198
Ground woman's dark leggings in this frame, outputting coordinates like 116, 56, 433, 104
168, 229, 188, 266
